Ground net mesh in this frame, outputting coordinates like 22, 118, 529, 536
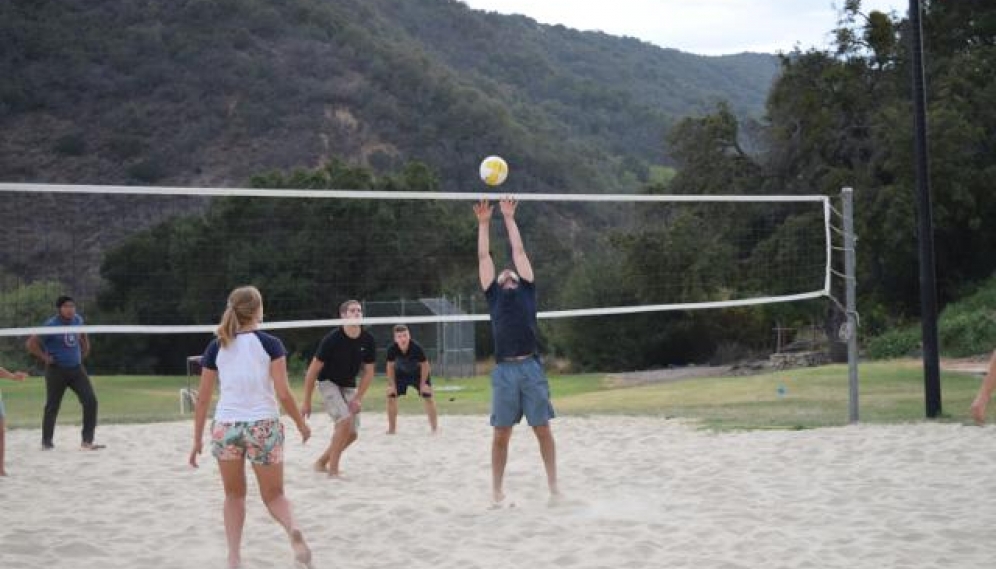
0, 183, 830, 336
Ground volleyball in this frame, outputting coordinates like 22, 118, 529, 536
479, 156, 508, 186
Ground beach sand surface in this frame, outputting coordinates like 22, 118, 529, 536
1, 414, 994, 569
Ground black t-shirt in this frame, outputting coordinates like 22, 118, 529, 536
485, 279, 538, 361
315, 328, 376, 388
386, 340, 429, 382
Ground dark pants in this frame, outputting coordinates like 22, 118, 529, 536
43, 365, 98, 446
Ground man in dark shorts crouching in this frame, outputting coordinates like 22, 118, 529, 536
385, 324, 438, 434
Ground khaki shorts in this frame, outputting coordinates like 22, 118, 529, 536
318, 381, 360, 430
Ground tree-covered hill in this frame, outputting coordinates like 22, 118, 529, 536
0, 0, 777, 193
0, 0, 779, 311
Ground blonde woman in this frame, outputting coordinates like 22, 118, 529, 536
189, 286, 313, 569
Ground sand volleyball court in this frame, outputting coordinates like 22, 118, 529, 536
1, 414, 994, 569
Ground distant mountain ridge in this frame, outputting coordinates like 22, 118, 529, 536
0, 0, 778, 193
0, 0, 778, 292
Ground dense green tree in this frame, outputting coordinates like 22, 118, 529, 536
0, 280, 65, 370
557, 0, 996, 368
94, 159, 477, 373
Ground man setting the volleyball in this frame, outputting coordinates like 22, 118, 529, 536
474, 197, 559, 506
301, 299, 376, 478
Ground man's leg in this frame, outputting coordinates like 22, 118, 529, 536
522, 358, 559, 499
492, 426, 513, 504
315, 385, 358, 474
66, 366, 99, 445
531, 425, 559, 498
422, 397, 438, 433
326, 418, 357, 477
0, 416, 7, 476
490, 364, 519, 504
386, 395, 399, 434
315, 430, 335, 472
42, 367, 69, 448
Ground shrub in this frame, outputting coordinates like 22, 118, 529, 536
866, 327, 920, 359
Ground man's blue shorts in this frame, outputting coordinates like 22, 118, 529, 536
490, 356, 555, 427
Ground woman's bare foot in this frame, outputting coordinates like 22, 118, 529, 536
291, 529, 313, 568
489, 490, 507, 509
227, 553, 242, 569
547, 491, 565, 507
312, 459, 327, 473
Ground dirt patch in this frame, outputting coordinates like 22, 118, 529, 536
606, 355, 994, 387
940, 355, 990, 375
606, 365, 735, 387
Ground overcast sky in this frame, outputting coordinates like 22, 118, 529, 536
459, 0, 908, 55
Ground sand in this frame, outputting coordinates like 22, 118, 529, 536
1, 414, 994, 569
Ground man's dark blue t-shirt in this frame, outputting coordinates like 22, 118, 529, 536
485, 279, 538, 361
40, 314, 85, 368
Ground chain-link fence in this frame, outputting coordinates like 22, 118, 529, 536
363, 296, 476, 378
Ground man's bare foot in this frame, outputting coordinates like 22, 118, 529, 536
312, 459, 328, 473
386, 429, 396, 435
0, 469, 7, 477
547, 492, 565, 507
290, 529, 313, 568
327, 470, 347, 479
227, 553, 242, 569
489, 490, 508, 509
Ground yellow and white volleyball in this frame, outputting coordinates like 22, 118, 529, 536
479, 155, 509, 186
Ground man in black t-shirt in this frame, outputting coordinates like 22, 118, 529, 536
302, 299, 375, 477
475, 197, 559, 507
385, 324, 438, 434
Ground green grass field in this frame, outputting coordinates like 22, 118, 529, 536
0, 360, 984, 430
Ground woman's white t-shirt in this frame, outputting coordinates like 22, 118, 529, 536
200, 331, 286, 422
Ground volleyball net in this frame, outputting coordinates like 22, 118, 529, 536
0, 182, 840, 373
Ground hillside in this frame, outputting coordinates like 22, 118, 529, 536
0, 0, 779, 313
0, 0, 778, 193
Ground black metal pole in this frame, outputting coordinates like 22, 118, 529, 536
908, 0, 941, 417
